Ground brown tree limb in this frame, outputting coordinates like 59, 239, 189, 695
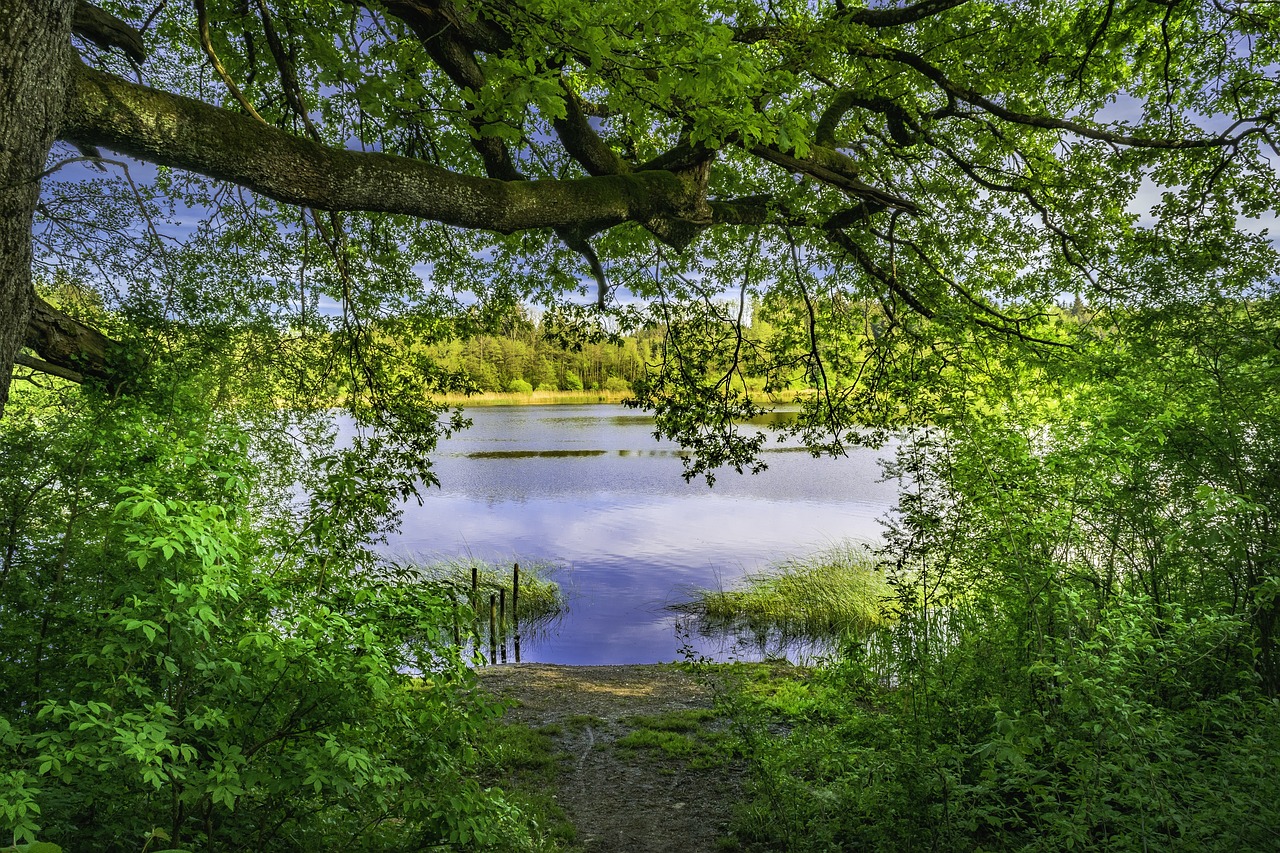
24, 295, 119, 383
378, 0, 512, 55
751, 144, 919, 213
72, 0, 146, 62
874, 44, 1275, 149
825, 227, 935, 319
61, 63, 714, 239
552, 82, 633, 177
843, 0, 971, 28
14, 352, 85, 384
379, 0, 523, 180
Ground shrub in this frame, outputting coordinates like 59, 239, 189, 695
0, 388, 534, 850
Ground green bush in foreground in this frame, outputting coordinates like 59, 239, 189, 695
0, 384, 534, 850
717, 298, 1280, 852
723, 594, 1280, 852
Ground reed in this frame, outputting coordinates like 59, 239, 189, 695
679, 543, 891, 639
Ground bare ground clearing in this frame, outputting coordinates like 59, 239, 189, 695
477, 663, 747, 853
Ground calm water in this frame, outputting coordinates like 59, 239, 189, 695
382, 405, 900, 664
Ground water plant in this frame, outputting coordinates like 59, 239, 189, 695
678, 543, 892, 644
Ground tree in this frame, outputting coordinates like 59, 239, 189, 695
3, 0, 1279, 456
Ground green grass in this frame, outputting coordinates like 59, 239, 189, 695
621, 708, 717, 732
402, 557, 565, 626
477, 719, 577, 849
678, 543, 892, 640
616, 710, 728, 769
703, 662, 832, 721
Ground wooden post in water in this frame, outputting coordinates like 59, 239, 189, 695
488, 593, 498, 666
498, 587, 507, 663
512, 563, 521, 663
512, 563, 520, 627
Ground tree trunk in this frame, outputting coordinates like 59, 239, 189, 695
0, 0, 74, 418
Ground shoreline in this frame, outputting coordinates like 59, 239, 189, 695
429, 389, 812, 407
430, 390, 633, 407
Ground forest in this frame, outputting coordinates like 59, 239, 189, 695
3, 0, 1280, 850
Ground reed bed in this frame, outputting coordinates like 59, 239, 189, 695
679, 544, 892, 640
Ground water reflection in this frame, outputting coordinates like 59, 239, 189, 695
383, 404, 899, 665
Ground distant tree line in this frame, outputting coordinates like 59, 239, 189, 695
424, 317, 655, 393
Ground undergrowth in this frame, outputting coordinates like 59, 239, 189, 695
705, 596, 1280, 852
476, 717, 577, 850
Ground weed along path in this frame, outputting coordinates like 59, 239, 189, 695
478, 664, 747, 852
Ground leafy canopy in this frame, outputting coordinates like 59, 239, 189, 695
14, 0, 1273, 475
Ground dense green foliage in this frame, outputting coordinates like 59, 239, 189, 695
716, 294, 1280, 851
0, 378, 538, 850
412, 312, 652, 394
7, 0, 1280, 848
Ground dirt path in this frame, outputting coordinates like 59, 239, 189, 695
477, 664, 745, 853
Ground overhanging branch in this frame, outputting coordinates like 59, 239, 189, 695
61, 63, 713, 240
14, 352, 85, 384
24, 296, 119, 383
72, 1, 146, 63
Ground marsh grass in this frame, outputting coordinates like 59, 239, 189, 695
678, 544, 892, 642
399, 557, 566, 627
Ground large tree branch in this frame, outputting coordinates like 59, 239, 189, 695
733, 0, 969, 43
552, 82, 633, 177
61, 63, 713, 239
379, 0, 522, 180
843, 0, 971, 28
72, 0, 146, 62
379, 0, 511, 55
751, 144, 919, 213
379, 0, 625, 301
24, 295, 118, 383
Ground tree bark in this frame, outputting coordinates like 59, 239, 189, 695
0, 0, 75, 419
25, 295, 118, 383
61, 63, 713, 237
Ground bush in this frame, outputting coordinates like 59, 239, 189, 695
563, 370, 584, 391
725, 594, 1280, 852
718, 297, 1280, 852
0, 386, 534, 850
507, 378, 533, 393
603, 376, 630, 392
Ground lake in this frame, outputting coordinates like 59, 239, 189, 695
382, 404, 901, 664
